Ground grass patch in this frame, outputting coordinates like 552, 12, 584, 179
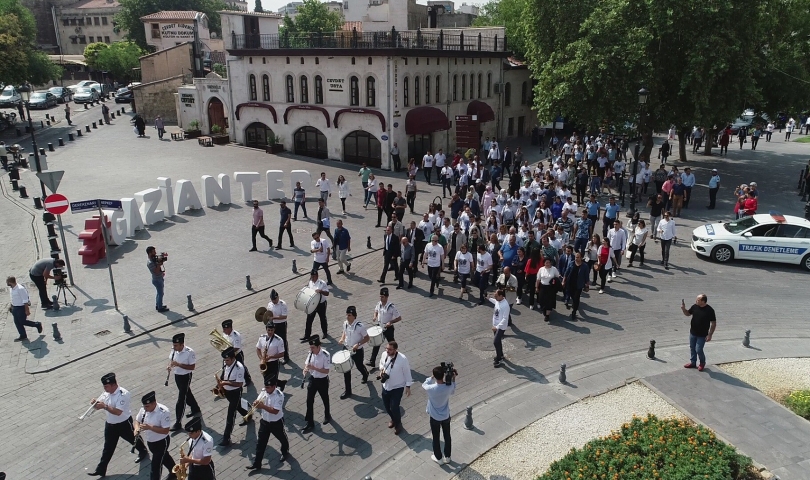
784, 390, 810, 419
794, 136, 810, 143
539, 415, 760, 480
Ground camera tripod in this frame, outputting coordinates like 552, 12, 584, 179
55, 282, 77, 307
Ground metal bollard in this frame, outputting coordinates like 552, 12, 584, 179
19, 185, 28, 198
292, 259, 298, 273
33, 197, 43, 209
68, 133, 74, 141
99, 118, 104, 125
48, 143, 54, 152
246, 275, 252, 290
464, 406, 474, 430
39, 148, 45, 156
187, 294, 194, 311
123, 315, 132, 333
46, 120, 51, 126
58, 138, 64, 146
92, 122, 97, 129
11, 179, 19, 191
743, 330, 751, 348
51, 294, 60, 311
111, 112, 115, 119
77, 129, 82, 137
367, 236, 372, 248
84, 103, 88, 109
121, 107, 125, 114
647, 340, 656, 359
559, 363, 567, 384
40, 120, 44, 128
52, 323, 62, 341
46, 113, 50, 120
85, 125, 91, 133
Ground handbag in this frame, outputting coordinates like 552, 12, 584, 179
628, 243, 638, 253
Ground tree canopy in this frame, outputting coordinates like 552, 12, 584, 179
472, 0, 528, 60
116, 0, 229, 51
0, 0, 62, 86
94, 41, 145, 81
280, 0, 344, 34
83, 42, 110, 69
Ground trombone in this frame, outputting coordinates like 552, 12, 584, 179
79, 392, 106, 420
242, 390, 267, 422
209, 328, 233, 352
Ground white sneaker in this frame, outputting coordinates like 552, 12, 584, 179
607, 276, 612, 283
516, 299, 521, 305
611, 272, 617, 278
431, 454, 442, 464
443, 457, 451, 464
598, 289, 604, 294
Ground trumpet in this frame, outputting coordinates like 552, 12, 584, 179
172, 442, 188, 480
209, 328, 233, 352
79, 392, 106, 420
212, 371, 226, 398
242, 390, 267, 422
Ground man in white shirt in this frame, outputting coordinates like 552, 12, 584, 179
489, 290, 510, 367
217, 346, 247, 447
302, 270, 330, 342
310, 231, 333, 285
434, 148, 447, 176
6, 275, 41, 341
134, 391, 177, 479
368, 287, 402, 365
246, 377, 289, 470
378, 341, 413, 435
474, 244, 493, 305
441, 163, 455, 198
680, 167, 696, 208
422, 234, 445, 297
266, 289, 290, 363
167, 333, 201, 431
656, 211, 677, 270
315, 172, 332, 202
302, 335, 332, 433
766, 122, 774, 142
338, 305, 370, 399
607, 220, 628, 278
222, 318, 253, 386
422, 151, 435, 184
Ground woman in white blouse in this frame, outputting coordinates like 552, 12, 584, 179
585, 233, 601, 285
627, 219, 648, 267
364, 174, 378, 209
336, 175, 350, 214
535, 257, 560, 322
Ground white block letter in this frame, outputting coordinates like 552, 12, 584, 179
266, 170, 285, 200
290, 170, 312, 198
201, 174, 231, 207
135, 188, 164, 225
174, 179, 203, 213
102, 209, 127, 246
234, 172, 261, 203
121, 198, 144, 237
157, 177, 176, 217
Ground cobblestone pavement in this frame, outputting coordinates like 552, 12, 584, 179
0, 118, 808, 479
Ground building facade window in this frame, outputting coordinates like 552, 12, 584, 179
487, 73, 492, 97
350, 76, 359, 106
425, 76, 431, 105
403, 76, 409, 107
102, 17, 108, 25
504, 82, 511, 106
452, 75, 458, 102
262, 75, 270, 101
521, 81, 527, 104
300, 76, 309, 103
435, 75, 441, 103
315, 76, 323, 104
151, 23, 160, 39
470, 74, 475, 99
249, 74, 257, 101
414, 76, 420, 106
478, 73, 482, 99
461, 74, 466, 100
366, 76, 376, 107
285, 75, 294, 103
104, 36, 110, 43
89, 36, 94, 43
94, 17, 100, 25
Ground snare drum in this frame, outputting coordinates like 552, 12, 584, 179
331, 350, 353, 374
367, 325, 385, 347
294, 287, 322, 314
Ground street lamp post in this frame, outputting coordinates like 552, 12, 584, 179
19, 86, 47, 207
626, 87, 649, 218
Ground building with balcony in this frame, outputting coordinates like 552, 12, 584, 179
54, 0, 125, 56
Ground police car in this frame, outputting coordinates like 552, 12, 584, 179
691, 212, 810, 271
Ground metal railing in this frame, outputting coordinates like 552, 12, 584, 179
230, 28, 508, 52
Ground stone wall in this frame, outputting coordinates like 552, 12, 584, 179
132, 75, 185, 123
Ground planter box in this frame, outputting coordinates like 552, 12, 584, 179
210, 133, 230, 145
266, 144, 284, 154
185, 129, 202, 139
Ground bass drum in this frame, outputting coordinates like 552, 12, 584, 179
331, 350, 354, 374
294, 287, 322, 315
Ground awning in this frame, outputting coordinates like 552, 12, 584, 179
405, 106, 450, 135
466, 100, 495, 123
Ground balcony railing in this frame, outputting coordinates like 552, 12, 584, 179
230, 28, 508, 53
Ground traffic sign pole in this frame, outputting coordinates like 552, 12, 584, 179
96, 200, 119, 310
56, 214, 74, 285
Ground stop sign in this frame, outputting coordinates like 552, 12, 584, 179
44, 193, 69, 215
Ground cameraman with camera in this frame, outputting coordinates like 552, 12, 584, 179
146, 246, 169, 312
422, 363, 456, 465
28, 257, 66, 309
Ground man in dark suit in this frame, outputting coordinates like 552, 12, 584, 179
378, 225, 401, 284
406, 221, 425, 272
397, 237, 416, 289
502, 146, 513, 176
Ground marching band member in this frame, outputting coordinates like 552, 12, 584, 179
254, 322, 286, 392
266, 289, 290, 363
378, 341, 413, 435
168, 333, 201, 432
180, 417, 215, 480
301, 335, 332, 433
217, 347, 247, 447
221, 319, 252, 386
366, 287, 401, 368
87, 373, 149, 477
301, 270, 330, 343
338, 306, 370, 399
134, 391, 176, 480
245, 378, 290, 470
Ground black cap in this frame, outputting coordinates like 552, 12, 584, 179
380, 287, 389, 296
101, 372, 116, 385
308, 335, 321, 346
141, 391, 156, 405
346, 306, 357, 317
264, 377, 277, 387
270, 289, 279, 299
221, 319, 233, 329
172, 333, 185, 344
221, 346, 236, 359
265, 322, 276, 330
310, 269, 318, 276
184, 417, 202, 432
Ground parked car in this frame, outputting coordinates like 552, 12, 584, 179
28, 91, 58, 109
0, 86, 22, 107
66, 84, 80, 93
115, 87, 133, 103
48, 86, 73, 104
74, 87, 100, 104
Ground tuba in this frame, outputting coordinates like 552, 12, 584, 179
172, 443, 188, 480
209, 328, 233, 352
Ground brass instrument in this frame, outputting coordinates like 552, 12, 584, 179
262, 310, 273, 324
79, 392, 106, 420
172, 443, 187, 480
209, 328, 233, 352
258, 340, 270, 373
255, 307, 268, 323
212, 371, 226, 398
241, 390, 267, 422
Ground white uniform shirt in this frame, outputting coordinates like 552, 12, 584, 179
221, 361, 245, 390
104, 386, 134, 424
455, 251, 473, 275
343, 320, 368, 347
187, 432, 214, 461
227, 329, 243, 352
311, 238, 332, 263
308, 278, 329, 303
490, 297, 510, 330
136, 403, 172, 442
424, 243, 444, 267
304, 349, 331, 378
375, 301, 401, 326
266, 299, 289, 323
170, 346, 196, 375
256, 333, 285, 360
260, 389, 285, 422
476, 251, 493, 273
379, 351, 413, 391
9, 283, 29, 306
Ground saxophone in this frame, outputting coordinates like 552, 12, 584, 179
172, 443, 187, 480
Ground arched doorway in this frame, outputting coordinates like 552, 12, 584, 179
245, 122, 274, 150
408, 134, 432, 161
208, 97, 226, 133
343, 130, 381, 168
294, 126, 327, 159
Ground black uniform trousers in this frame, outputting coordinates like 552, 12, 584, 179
304, 301, 328, 339
235, 351, 252, 385
222, 388, 248, 440
273, 322, 291, 362
174, 373, 200, 424
304, 376, 331, 423
261, 359, 288, 391
188, 462, 215, 480
146, 436, 176, 480
254, 418, 290, 466
95, 418, 148, 474
369, 326, 395, 365
343, 348, 369, 394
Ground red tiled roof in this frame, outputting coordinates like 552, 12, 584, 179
74, 0, 121, 9
140, 11, 203, 21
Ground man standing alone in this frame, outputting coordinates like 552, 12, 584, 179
707, 169, 721, 210
250, 200, 273, 252
422, 364, 456, 465
682, 294, 717, 372
6, 276, 42, 341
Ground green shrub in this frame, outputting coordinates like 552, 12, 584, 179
539, 415, 758, 480
784, 390, 810, 418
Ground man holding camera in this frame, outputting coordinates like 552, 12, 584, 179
28, 257, 65, 309
6, 276, 42, 342
378, 341, 413, 435
422, 364, 456, 465
146, 247, 169, 312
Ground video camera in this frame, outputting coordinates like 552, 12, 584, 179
441, 362, 456, 385
52, 268, 67, 286
155, 252, 168, 263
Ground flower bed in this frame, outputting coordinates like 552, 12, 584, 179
539, 415, 760, 480
784, 390, 810, 419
